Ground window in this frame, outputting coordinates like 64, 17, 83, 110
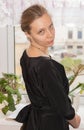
68, 30, 73, 39
77, 46, 83, 49
67, 45, 73, 49
77, 30, 82, 39
15, 26, 28, 77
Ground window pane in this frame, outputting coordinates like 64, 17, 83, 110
67, 45, 73, 49
68, 31, 73, 39
78, 31, 82, 39
15, 26, 28, 77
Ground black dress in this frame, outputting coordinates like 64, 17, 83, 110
15, 50, 75, 130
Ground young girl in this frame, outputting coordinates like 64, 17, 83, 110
15, 4, 81, 130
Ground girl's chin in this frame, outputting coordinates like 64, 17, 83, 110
48, 42, 54, 47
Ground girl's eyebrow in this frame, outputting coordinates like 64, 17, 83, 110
37, 22, 53, 33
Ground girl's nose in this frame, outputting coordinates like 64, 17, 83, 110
47, 30, 53, 37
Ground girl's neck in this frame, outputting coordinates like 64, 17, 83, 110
31, 44, 49, 55
27, 44, 50, 58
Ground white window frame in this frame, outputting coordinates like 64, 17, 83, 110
0, 26, 15, 77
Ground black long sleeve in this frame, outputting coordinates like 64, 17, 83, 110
38, 60, 75, 120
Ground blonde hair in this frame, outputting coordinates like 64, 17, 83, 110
21, 4, 48, 33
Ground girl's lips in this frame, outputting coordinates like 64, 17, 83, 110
48, 40, 54, 44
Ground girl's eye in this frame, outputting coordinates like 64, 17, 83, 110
38, 30, 45, 35
50, 24, 54, 29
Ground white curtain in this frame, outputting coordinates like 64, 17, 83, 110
0, 0, 84, 26
0, 0, 31, 26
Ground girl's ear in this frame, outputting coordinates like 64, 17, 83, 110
25, 32, 31, 42
25, 32, 30, 38
25, 32, 29, 37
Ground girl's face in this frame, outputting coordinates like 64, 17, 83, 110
26, 13, 55, 48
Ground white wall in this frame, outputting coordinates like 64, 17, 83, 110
0, 27, 7, 76
0, 26, 15, 77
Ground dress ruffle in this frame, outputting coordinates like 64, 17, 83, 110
15, 104, 32, 123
